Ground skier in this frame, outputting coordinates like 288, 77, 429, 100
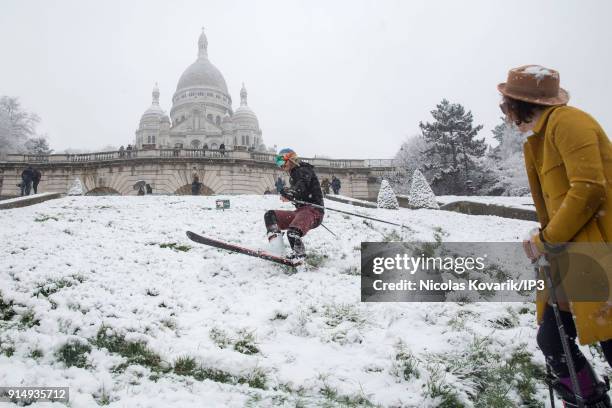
499, 65, 612, 407
264, 148, 324, 260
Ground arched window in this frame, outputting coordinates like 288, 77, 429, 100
207, 114, 213, 122
211, 143, 218, 150
203, 143, 208, 150
191, 140, 201, 148
216, 116, 221, 126
175, 143, 183, 148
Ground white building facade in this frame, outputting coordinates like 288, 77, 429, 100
134, 29, 263, 151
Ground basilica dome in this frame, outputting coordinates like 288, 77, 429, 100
232, 83, 259, 127
139, 84, 164, 125
175, 29, 228, 94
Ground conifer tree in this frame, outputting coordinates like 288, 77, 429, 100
419, 99, 486, 194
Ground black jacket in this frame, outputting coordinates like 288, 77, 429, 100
287, 162, 324, 211
21, 168, 34, 182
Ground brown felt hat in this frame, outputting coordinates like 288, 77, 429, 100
498, 65, 569, 106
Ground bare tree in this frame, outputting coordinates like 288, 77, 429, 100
0, 96, 43, 155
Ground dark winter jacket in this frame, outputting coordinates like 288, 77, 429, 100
286, 162, 324, 211
32, 169, 42, 183
331, 177, 341, 191
21, 167, 34, 182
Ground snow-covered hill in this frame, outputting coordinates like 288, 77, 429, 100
0, 195, 605, 407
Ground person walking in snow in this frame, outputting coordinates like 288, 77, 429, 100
275, 176, 285, 194
264, 148, 324, 260
32, 168, 41, 194
499, 65, 612, 407
331, 176, 341, 195
20, 165, 34, 196
321, 177, 330, 195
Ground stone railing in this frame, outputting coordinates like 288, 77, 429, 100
3, 150, 396, 169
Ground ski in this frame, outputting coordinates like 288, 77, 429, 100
186, 231, 302, 267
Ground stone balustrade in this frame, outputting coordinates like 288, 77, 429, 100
2, 149, 395, 169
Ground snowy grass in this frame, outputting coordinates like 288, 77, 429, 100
0, 194, 592, 407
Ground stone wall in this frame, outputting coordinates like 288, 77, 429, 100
0, 154, 382, 199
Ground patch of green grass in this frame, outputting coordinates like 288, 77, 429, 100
391, 341, 420, 381
172, 355, 267, 389
319, 382, 377, 407
382, 230, 402, 242
1, 344, 15, 357
173, 355, 198, 376
93, 386, 112, 405
19, 310, 40, 328
489, 309, 519, 329
29, 348, 43, 359
424, 363, 465, 407
305, 252, 328, 268
209, 327, 231, 349
324, 303, 365, 328
233, 330, 260, 355
424, 336, 545, 408
341, 265, 360, 275
34, 215, 59, 222
56, 340, 91, 368
271, 312, 288, 321
158, 242, 191, 252
93, 326, 162, 371
33, 275, 84, 298
432, 226, 448, 243
0, 293, 16, 321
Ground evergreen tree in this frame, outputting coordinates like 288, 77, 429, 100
419, 99, 486, 194
377, 179, 399, 209
408, 169, 439, 209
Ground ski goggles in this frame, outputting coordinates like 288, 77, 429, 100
274, 154, 287, 167
275, 152, 296, 167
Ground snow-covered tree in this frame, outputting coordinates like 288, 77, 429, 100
67, 178, 84, 196
419, 99, 487, 195
385, 134, 429, 194
25, 137, 53, 155
480, 119, 530, 196
0, 96, 45, 156
408, 169, 439, 209
377, 179, 399, 209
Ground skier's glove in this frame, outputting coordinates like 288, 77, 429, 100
280, 187, 297, 201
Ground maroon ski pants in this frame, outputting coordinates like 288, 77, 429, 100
272, 206, 323, 235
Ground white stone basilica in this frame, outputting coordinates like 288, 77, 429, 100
134, 28, 263, 151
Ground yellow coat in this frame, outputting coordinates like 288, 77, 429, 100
524, 105, 612, 345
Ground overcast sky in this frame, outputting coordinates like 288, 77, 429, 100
1, 0, 611, 159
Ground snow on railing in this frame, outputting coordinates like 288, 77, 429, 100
2, 151, 397, 169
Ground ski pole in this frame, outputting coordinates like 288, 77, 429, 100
546, 363, 556, 408
535, 256, 584, 408
291, 199, 410, 230
320, 223, 337, 238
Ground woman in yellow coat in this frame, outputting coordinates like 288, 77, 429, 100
499, 65, 612, 407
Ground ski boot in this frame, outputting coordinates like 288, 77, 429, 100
266, 230, 285, 257
286, 228, 306, 263
548, 363, 611, 408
